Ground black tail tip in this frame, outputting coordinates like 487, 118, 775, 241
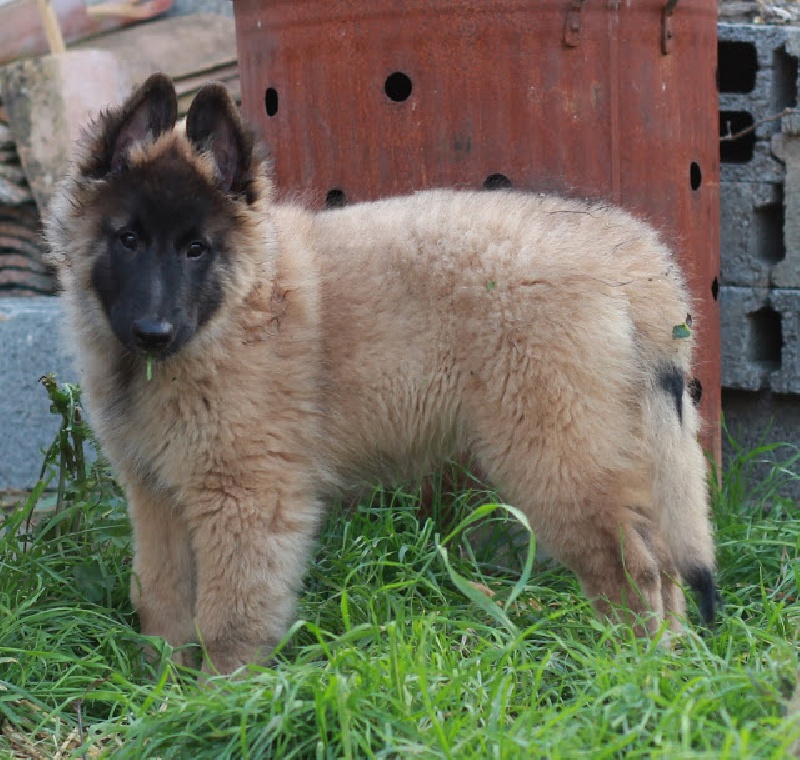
685, 566, 722, 627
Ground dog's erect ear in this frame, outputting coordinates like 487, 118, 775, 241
82, 73, 177, 178
185, 83, 254, 195
109, 74, 177, 172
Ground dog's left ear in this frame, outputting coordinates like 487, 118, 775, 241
186, 83, 255, 196
79, 73, 178, 179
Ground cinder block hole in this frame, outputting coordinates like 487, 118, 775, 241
690, 162, 702, 191
753, 199, 785, 264
747, 306, 783, 370
773, 45, 798, 112
717, 40, 757, 93
385, 72, 413, 102
719, 111, 755, 163
265, 87, 279, 117
325, 188, 347, 208
483, 173, 512, 190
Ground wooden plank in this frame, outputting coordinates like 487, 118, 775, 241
0, 164, 26, 183
0, 203, 40, 222
0, 178, 33, 204
0, 237, 44, 255
173, 64, 240, 93
0, 124, 15, 145
0, 269, 55, 291
0, 195, 52, 291
0, 203, 40, 223
0, 205, 43, 247
0, 239, 46, 257
75, 14, 238, 87
0, 231, 42, 250
0, 0, 172, 67
0, 224, 47, 245
0, 253, 49, 272
0, 220, 44, 240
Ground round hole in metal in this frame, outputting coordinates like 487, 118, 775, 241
384, 72, 413, 102
483, 173, 513, 190
325, 188, 347, 209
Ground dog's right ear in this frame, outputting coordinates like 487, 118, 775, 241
81, 73, 178, 178
185, 82, 256, 199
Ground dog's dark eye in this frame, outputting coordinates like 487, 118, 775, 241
186, 241, 207, 259
119, 231, 138, 251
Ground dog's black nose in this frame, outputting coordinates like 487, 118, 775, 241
132, 319, 174, 351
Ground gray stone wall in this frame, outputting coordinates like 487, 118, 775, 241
718, 23, 800, 494
0, 298, 76, 491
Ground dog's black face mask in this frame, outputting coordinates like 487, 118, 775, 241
83, 73, 258, 360
90, 162, 228, 359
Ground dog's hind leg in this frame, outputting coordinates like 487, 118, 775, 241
489, 454, 680, 636
128, 480, 197, 667
466, 360, 684, 635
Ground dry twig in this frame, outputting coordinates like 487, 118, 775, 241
720, 107, 798, 142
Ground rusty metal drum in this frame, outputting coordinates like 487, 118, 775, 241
232, 0, 721, 462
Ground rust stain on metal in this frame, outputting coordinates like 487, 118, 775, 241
662, 0, 680, 55
232, 0, 721, 463
563, 0, 586, 48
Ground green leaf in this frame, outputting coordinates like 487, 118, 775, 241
146, 355, 154, 381
436, 543, 518, 634
672, 322, 691, 339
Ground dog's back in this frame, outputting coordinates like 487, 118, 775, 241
308, 189, 714, 627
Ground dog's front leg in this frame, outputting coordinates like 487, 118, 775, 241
128, 481, 197, 667
185, 481, 321, 676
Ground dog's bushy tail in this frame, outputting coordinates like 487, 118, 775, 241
644, 360, 719, 625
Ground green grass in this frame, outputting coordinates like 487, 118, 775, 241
1, 379, 799, 758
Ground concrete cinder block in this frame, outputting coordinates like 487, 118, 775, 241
720, 286, 765, 391
722, 389, 800, 501
718, 23, 800, 184
768, 288, 800, 394
720, 285, 800, 393
0, 297, 78, 491
718, 23, 800, 124
778, 133, 800, 287
720, 139, 785, 184
720, 181, 784, 287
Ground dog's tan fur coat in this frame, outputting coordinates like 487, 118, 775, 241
47, 76, 715, 674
